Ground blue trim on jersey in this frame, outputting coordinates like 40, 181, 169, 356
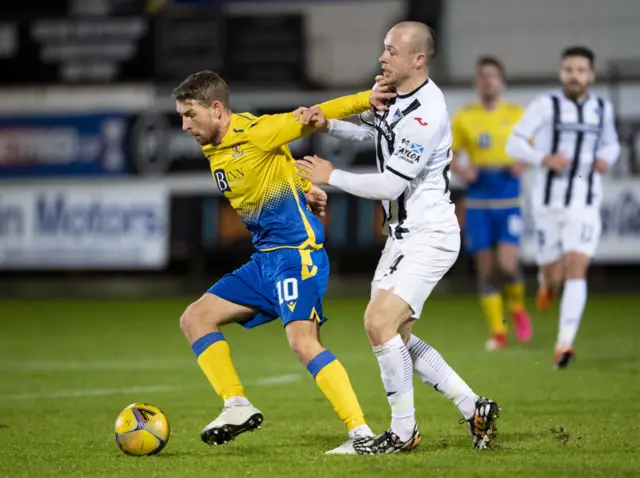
306, 350, 336, 378
465, 169, 520, 200
238, 114, 253, 121
191, 332, 225, 357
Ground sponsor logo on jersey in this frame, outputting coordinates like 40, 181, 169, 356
396, 139, 423, 163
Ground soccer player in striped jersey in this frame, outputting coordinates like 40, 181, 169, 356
295, 22, 500, 454
506, 47, 620, 368
451, 56, 532, 350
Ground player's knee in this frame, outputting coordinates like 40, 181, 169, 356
285, 320, 323, 364
180, 302, 201, 339
363, 307, 393, 346
542, 263, 564, 290
477, 269, 495, 286
564, 252, 590, 279
180, 299, 221, 340
499, 260, 521, 282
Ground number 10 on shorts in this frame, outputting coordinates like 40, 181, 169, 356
277, 278, 299, 304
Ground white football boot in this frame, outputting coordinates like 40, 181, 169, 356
200, 403, 263, 446
325, 424, 375, 455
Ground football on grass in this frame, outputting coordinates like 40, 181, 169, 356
114, 402, 170, 456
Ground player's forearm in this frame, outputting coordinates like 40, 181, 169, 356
450, 152, 466, 177
328, 119, 374, 141
316, 91, 371, 120
596, 143, 621, 166
505, 133, 546, 166
328, 169, 407, 200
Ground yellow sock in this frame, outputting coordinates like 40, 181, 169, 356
505, 281, 526, 313
309, 350, 366, 431
192, 332, 245, 401
480, 293, 506, 335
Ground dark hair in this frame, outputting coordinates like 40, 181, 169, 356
476, 55, 506, 79
172, 70, 230, 109
562, 46, 595, 68
426, 25, 437, 60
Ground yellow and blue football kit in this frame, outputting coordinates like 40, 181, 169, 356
191, 91, 374, 437
452, 101, 524, 254
203, 91, 371, 329
452, 101, 528, 340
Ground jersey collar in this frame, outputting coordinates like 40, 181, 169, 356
397, 77, 429, 99
211, 114, 239, 147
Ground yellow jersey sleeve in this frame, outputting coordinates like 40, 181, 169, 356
246, 90, 372, 151
451, 111, 468, 152
315, 90, 372, 120
301, 178, 312, 193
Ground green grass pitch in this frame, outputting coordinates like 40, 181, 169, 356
1, 295, 639, 477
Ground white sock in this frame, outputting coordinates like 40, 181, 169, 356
373, 334, 415, 441
407, 334, 478, 420
349, 424, 373, 439
557, 278, 587, 348
224, 396, 251, 407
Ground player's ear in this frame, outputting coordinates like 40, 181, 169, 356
210, 100, 224, 119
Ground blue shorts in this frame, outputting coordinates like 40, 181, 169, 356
465, 207, 523, 254
207, 248, 329, 329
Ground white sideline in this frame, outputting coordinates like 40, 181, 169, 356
0, 360, 196, 371
0, 373, 304, 401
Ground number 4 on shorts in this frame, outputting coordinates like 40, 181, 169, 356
389, 255, 404, 274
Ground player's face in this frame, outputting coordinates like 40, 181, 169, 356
379, 30, 416, 85
475, 64, 503, 101
560, 56, 594, 99
176, 100, 223, 145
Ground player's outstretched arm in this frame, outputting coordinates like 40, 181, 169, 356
295, 106, 445, 201
293, 106, 375, 142
247, 87, 394, 151
506, 96, 555, 166
296, 154, 408, 200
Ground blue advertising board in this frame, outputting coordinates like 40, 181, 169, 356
0, 113, 129, 178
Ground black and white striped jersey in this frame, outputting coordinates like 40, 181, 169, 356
359, 78, 459, 238
507, 91, 620, 210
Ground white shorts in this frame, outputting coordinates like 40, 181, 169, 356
533, 207, 601, 265
371, 231, 460, 318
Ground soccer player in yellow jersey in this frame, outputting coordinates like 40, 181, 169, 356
451, 56, 533, 350
174, 70, 395, 454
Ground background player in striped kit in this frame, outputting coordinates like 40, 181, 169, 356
506, 47, 620, 368
451, 56, 532, 351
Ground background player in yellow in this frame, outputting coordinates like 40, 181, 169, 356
174, 70, 395, 454
450, 56, 533, 350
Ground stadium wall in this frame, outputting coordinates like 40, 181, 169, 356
1, 83, 640, 298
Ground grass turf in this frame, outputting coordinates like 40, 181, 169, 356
0, 295, 639, 477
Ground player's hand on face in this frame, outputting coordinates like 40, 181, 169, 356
542, 153, 571, 172
305, 185, 328, 218
370, 75, 397, 111
295, 155, 334, 186
594, 158, 609, 174
509, 161, 528, 177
